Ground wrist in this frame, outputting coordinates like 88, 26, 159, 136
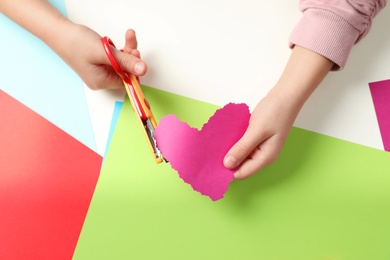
46, 21, 102, 68
270, 46, 333, 111
42, 18, 77, 54
265, 85, 304, 122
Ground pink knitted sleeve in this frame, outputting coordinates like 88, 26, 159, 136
289, 0, 386, 70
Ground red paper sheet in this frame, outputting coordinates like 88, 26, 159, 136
369, 79, 390, 152
0, 90, 102, 259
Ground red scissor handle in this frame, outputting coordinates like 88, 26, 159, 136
101, 36, 131, 83
101, 36, 148, 119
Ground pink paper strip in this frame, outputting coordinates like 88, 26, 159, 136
155, 103, 250, 201
369, 79, 390, 152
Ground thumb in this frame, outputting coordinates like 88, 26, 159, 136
224, 131, 258, 169
112, 47, 147, 76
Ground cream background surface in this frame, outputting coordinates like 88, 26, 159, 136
64, 1, 390, 155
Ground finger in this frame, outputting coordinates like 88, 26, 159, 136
223, 128, 268, 170
234, 135, 283, 180
130, 49, 141, 59
123, 29, 138, 53
233, 148, 275, 180
86, 64, 124, 90
113, 47, 147, 76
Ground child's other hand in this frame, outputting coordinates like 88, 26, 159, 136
55, 23, 147, 90
223, 89, 299, 180
223, 45, 333, 180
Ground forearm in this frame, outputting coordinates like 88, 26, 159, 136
0, 0, 90, 83
0, 0, 103, 79
0, 0, 74, 53
269, 45, 333, 120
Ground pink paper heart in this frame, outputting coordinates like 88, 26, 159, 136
155, 103, 250, 201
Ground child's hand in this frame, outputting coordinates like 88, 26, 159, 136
224, 45, 333, 180
223, 89, 298, 180
0, 0, 147, 90
54, 23, 147, 90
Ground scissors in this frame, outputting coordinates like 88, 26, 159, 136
101, 36, 163, 163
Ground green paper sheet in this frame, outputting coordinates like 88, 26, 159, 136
74, 86, 390, 260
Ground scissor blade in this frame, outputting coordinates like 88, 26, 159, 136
144, 119, 162, 159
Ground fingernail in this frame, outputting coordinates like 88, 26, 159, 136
133, 62, 145, 75
224, 155, 237, 169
